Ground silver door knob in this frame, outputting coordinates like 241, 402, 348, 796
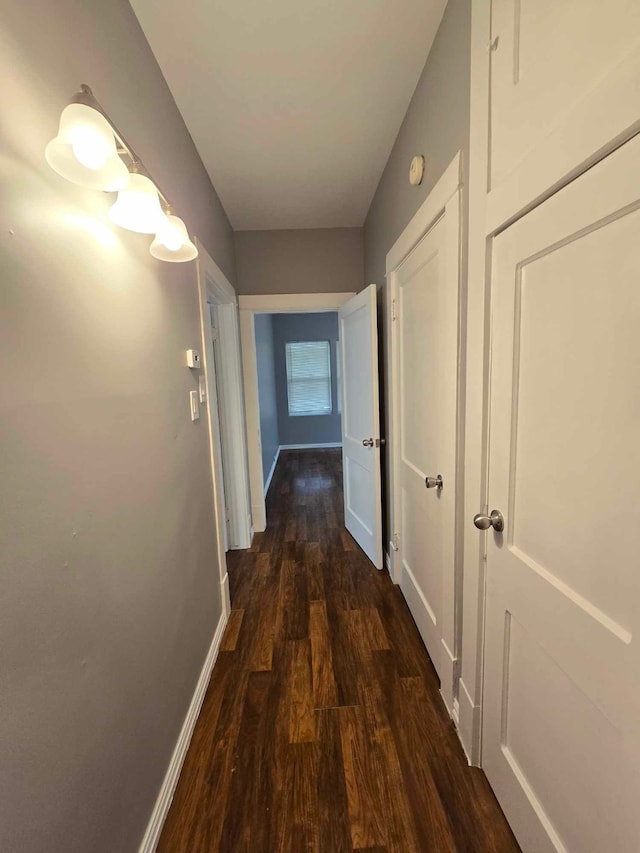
425, 474, 443, 490
473, 510, 504, 532
362, 438, 374, 447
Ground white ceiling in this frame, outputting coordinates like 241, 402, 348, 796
130, 0, 447, 231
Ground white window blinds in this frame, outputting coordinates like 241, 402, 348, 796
285, 341, 332, 417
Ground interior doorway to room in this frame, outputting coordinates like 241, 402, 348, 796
196, 242, 253, 615
239, 289, 383, 568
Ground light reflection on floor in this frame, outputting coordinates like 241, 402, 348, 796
293, 476, 334, 492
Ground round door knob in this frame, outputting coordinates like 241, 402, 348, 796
362, 438, 374, 447
473, 509, 504, 533
425, 475, 443, 490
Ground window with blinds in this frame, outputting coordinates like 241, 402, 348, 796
285, 341, 332, 417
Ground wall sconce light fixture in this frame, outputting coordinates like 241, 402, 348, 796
109, 172, 166, 234
45, 101, 129, 191
45, 84, 198, 262
150, 214, 198, 262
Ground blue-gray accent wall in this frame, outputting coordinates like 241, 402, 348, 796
272, 313, 342, 446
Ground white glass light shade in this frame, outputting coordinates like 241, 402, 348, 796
150, 215, 198, 262
45, 103, 129, 191
109, 173, 166, 234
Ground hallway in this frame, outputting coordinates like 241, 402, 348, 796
159, 449, 519, 852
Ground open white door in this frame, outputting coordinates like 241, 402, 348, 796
339, 284, 383, 569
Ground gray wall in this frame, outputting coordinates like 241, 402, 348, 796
254, 314, 280, 483
272, 313, 341, 446
234, 227, 363, 295
363, 0, 471, 543
0, 1, 235, 851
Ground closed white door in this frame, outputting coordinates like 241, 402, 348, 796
490, 0, 640, 189
395, 204, 459, 698
482, 133, 640, 852
339, 284, 382, 569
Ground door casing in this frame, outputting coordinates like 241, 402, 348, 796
386, 153, 463, 717
196, 240, 252, 616
238, 292, 355, 533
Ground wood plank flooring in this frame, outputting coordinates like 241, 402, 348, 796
158, 449, 519, 852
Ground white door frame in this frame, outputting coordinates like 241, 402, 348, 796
386, 153, 463, 716
195, 240, 252, 614
238, 292, 355, 532
205, 302, 230, 554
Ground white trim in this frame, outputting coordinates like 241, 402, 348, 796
196, 240, 252, 553
239, 292, 355, 533
440, 639, 457, 718
139, 609, 228, 853
486, 43, 640, 236
251, 502, 266, 533
220, 572, 230, 617
458, 0, 493, 767
385, 549, 391, 574
387, 541, 399, 582
239, 292, 354, 313
386, 154, 463, 721
263, 446, 280, 497
452, 697, 460, 729
279, 442, 342, 450
239, 310, 265, 531
457, 676, 479, 765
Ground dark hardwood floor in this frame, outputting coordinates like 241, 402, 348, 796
158, 449, 519, 852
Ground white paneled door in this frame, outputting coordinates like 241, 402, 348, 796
394, 195, 460, 704
482, 133, 640, 852
489, 0, 640, 188
339, 284, 383, 569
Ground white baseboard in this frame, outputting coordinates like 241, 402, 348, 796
221, 572, 231, 617
387, 541, 399, 582
139, 609, 229, 853
385, 549, 391, 573
251, 502, 266, 533
263, 447, 280, 497
458, 676, 482, 766
452, 696, 460, 727
278, 442, 342, 450
439, 638, 457, 719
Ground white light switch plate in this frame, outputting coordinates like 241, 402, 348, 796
189, 390, 200, 421
186, 349, 201, 369
198, 375, 207, 403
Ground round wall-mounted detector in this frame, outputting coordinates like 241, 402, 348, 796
409, 155, 425, 186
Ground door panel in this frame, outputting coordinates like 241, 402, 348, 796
490, 0, 640, 189
483, 133, 640, 852
339, 285, 382, 568
396, 209, 459, 691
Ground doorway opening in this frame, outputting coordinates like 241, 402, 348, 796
196, 242, 252, 616
239, 290, 384, 568
253, 310, 343, 509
